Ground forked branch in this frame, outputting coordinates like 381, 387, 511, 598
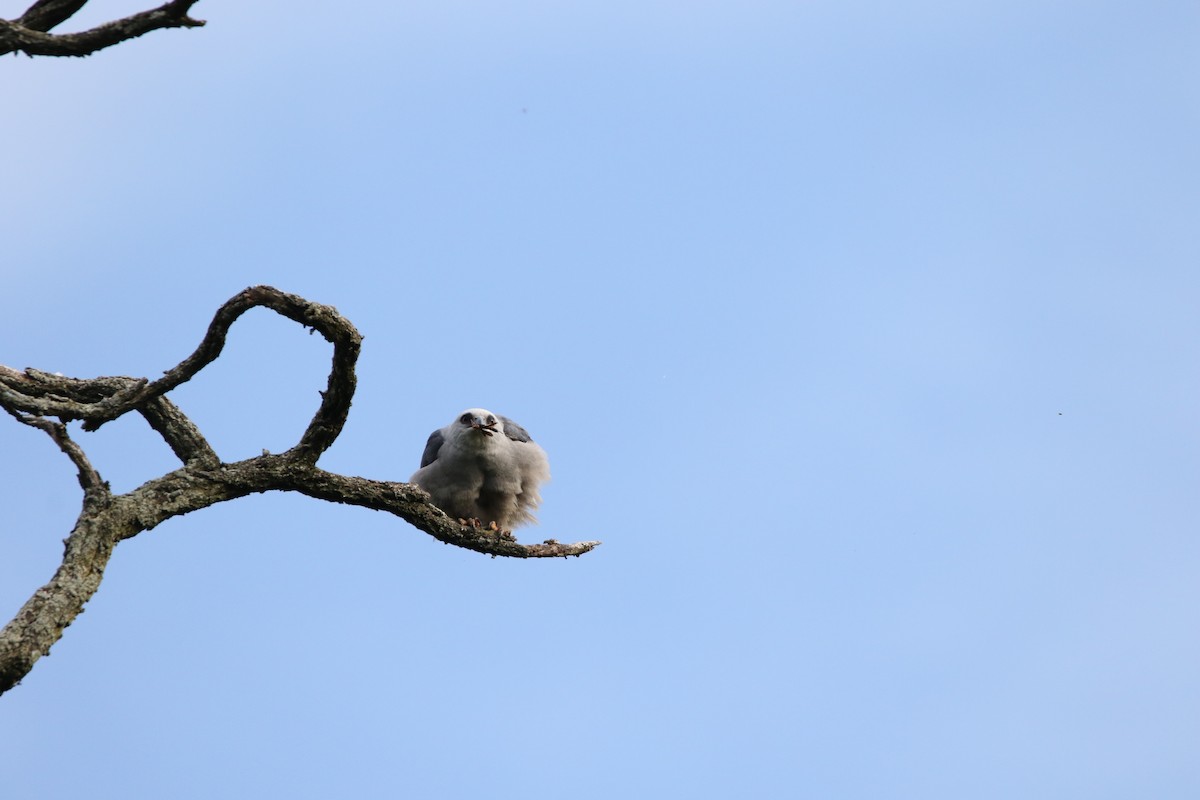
0, 285, 599, 696
1, 0, 204, 57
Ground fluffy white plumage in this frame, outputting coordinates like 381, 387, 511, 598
410, 408, 551, 530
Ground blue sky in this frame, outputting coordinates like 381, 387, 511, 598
3, 1, 1199, 797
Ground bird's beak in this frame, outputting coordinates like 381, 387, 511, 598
470, 417, 497, 437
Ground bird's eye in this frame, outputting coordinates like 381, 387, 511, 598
487, 415, 496, 425
459, 413, 472, 424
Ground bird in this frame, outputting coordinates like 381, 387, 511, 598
410, 408, 551, 530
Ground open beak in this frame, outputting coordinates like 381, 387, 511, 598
470, 418, 498, 437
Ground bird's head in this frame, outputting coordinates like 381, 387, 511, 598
455, 408, 501, 438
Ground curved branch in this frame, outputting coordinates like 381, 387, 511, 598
4, 408, 109, 507
78, 286, 361, 462
0, 287, 359, 463
0, 285, 599, 695
0, 452, 599, 694
1, 0, 204, 58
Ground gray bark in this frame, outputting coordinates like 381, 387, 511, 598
0, 286, 599, 696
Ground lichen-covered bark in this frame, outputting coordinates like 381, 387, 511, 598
0, 513, 114, 692
0, 286, 599, 696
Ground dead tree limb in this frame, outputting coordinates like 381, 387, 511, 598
1, 0, 204, 57
0, 285, 599, 696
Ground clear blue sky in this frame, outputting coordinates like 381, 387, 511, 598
3, 1, 1199, 797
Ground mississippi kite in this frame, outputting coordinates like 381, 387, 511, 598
410, 408, 551, 530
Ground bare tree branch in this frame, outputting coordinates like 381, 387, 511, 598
4, 407, 109, 506
0, 285, 599, 695
17, 0, 89, 31
0, 508, 116, 694
2, 0, 204, 57
138, 395, 220, 467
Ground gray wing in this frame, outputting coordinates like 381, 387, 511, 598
499, 416, 533, 443
419, 429, 445, 468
